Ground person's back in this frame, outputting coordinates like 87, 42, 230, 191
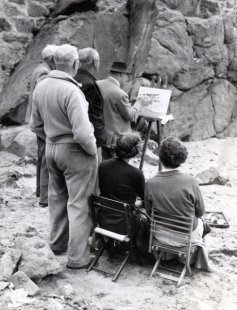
146, 170, 205, 230
97, 77, 135, 138
74, 48, 106, 147
30, 44, 97, 270
33, 70, 95, 154
99, 158, 144, 204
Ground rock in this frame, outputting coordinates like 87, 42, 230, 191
0, 239, 14, 248
2, 33, 29, 44
146, 7, 193, 78
1, 0, 237, 140
10, 271, 40, 296
160, 0, 199, 16
144, 148, 159, 166
197, 0, 220, 18
0, 249, 22, 281
53, 0, 98, 17
15, 236, 62, 280
4, 2, 22, 17
7, 128, 37, 159
0, 18, 11, 32
0, 125, 37, 159
13, 17, 34, 33
0, 281, 10, 291
5, 288, 35, 308
195, 167, 229, 185
9, 0, 25, 4
27, 2, 49, 17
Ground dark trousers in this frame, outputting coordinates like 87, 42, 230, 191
36, 136, 49, 205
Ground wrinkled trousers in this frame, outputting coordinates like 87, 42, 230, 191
36, 136, 49, 205
46, 143, 97, 268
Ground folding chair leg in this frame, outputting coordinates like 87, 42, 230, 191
177, 265, 187, 287
87, 247, 104, 272
186, 262, 192, 275
149, 252, 162, 279
112, 252, 130, 282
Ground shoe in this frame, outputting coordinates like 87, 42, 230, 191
66, 258, 98, 270
39, 203, 48, 208
52, 249, 67, 255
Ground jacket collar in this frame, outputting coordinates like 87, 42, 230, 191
77, 69, 96, 81
106, 76, 120, 87
48, 70, 82, 87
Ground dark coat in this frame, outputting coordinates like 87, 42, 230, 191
74, 69, 106, 147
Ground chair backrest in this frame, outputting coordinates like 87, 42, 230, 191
89, 195, 132, 237
149, 208, 194, 255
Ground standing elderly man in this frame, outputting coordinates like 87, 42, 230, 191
74, 48, 106, 156
30, 44, 97, 269
26, 44, 57, 207
97, 61, 142, 159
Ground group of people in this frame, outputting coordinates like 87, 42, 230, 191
28, 43, 210, 271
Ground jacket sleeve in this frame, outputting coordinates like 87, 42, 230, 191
29, 91, 46, 140
193, 181, 205, 218
66, 88, 97, 156
136, 170, 145, 200
83, 82, 107, 147
144, 182, 153, 216
116, 92, 141, 122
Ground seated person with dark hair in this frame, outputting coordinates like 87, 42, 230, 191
98, 132, 150, 257
145, 137, 211, 271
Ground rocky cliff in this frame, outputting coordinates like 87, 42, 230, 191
0, 0, 237, 140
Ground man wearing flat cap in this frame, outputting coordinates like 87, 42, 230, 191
97, 61, 142, 159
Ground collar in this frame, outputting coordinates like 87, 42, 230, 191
77, 69, 96, 81
158, 169, 181, 176
48, 70, 82, 87
107, 76, 120, 87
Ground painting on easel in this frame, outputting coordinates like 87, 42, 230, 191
137, 86, 172, 120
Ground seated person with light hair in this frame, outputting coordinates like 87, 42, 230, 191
145, 137, 211, 271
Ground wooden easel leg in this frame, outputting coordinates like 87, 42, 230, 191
139, 120, 153, 170
156, 120, 162, 172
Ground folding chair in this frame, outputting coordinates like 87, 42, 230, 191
87, 194, 136, 282
149, 208, 194, 287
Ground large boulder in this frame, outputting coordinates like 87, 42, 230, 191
0, 0, 237, 140
15, 236, 62, 280
0, 125, 37, 158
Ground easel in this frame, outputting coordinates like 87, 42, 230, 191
136, 75, 170, 172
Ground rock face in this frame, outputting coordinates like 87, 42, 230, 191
0, 0, 237, 141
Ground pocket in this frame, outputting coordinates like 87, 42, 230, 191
67, 143, 83, 152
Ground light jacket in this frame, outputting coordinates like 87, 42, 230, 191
30, 70, 97, 156
96, 77, 141, 147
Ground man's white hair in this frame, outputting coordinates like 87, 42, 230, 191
78, 47, 99, 65
41, 44, 58, 60
54, 44, 78, 65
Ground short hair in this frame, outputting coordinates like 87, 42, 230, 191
159, 137, 188, 168
54, 44, 78, 66
78, 48, 99, 66
41, 44, 57, 60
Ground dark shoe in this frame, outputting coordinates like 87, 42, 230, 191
66, 258, 98, 270
52, 249, 67, 255
39, 203, 48, 208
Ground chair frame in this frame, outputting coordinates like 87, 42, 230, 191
149, 208, 194, 287
87, 194, 136, 282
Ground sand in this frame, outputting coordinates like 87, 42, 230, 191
0, 137, 236, 310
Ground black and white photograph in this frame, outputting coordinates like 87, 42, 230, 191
0, 0, 237, 309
